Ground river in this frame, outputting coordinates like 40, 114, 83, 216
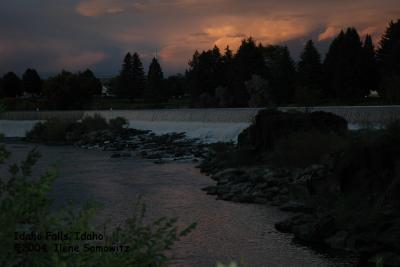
5, 142, 357, 267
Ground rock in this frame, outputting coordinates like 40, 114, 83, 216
121, 152, 131, 157
280, 201, 312, 213
275, 214, 315, 233
288, 183, 310, 200
292, 222, 318, 242
147, 152, 162, 159
212, 168, 245, 181
324, 230, 349, 250
275, 214, 335, 244
202, 186, 218, 195
253, 197, 269, 204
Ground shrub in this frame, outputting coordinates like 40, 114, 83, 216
25, 119, 74, 144
238, 109, 348, 151
268, 131, 349, 168
0, 139, 196, 267
334, 120, 400, 194
109, 117, 128, 131
80, 114, 109, 133
26, 115, 131, 144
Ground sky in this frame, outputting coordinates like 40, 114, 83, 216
0, 0, 399, 77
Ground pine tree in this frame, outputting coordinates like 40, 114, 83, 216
377, 19, 400, 75
221, 46, 234, 85
115, 52, 145, 99
323, 31, 345, 99
296, 40, 323, 104
233, 38, 267, 106
377, 20, 400, 101
262, 45, 296, 104
22, 68, 42, 96
145, 57, 164, 101
2, 72, 22, 97
131, 52, 145, 99
360, 35, 379, 94
115, 53, 134, 98
186, 47, 223, 106
323, 28, 366, 100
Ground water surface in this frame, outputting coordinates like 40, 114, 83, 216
5, 142, 356, 267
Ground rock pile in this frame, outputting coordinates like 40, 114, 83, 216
75, 128, 208, 163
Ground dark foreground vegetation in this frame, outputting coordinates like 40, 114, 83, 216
0, 133, 196, 267
1, 19, 400, 110
200, 109, 400, 266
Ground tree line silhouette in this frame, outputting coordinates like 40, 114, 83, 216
0, 19, 399, 109
186, 20, 400, 107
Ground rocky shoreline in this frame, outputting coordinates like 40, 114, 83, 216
24, 111, 400, 267
198, 150, 400, 267
71, 128, 208, 164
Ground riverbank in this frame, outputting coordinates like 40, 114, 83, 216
22, 109, 400, 266
3, 141, 357, 266
197, 109, 400, 267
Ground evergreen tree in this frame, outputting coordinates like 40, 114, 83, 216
323, 28, 367, 100
377, 19, 400, 75
79, 69, 103, 96
218, 46, 235, 107
186, 47, 223, 106
360, 35, 379, 94
43, 70, 99, 109
131, 52, 145, 99
22, 68, 42, 96
233, 38, 267, 106
221, 46, 234, 85
2, 72, 22, 97
0, 77, 3, 97
264, 45, 296, 104
186, 50, 201, 101
114, 52, 145, 99
296, 40, 323, 104
377, 19, 400, 100
145, 57, 164, 101
115, 53, 134, 98
164, 74, 186, 99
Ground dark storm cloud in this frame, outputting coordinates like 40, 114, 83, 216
0, 0, 399, 76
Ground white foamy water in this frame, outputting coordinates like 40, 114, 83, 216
128, 121, 250, 143
1, 106, 399, 140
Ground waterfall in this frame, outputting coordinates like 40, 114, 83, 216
1, 106, 400, 140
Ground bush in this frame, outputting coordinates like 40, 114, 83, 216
268, 131, 349, 168
80, 114, 109, 133
238, 109, 348, 151
109, 117, 128, 131
334, 120, 400, 194
26, 115, 130, 144
0, 139, 196, 267
25, 119, 74, 144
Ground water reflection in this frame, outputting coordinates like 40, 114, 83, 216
5, 143, 356, 267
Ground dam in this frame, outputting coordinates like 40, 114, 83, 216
1, 106, 400, 141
